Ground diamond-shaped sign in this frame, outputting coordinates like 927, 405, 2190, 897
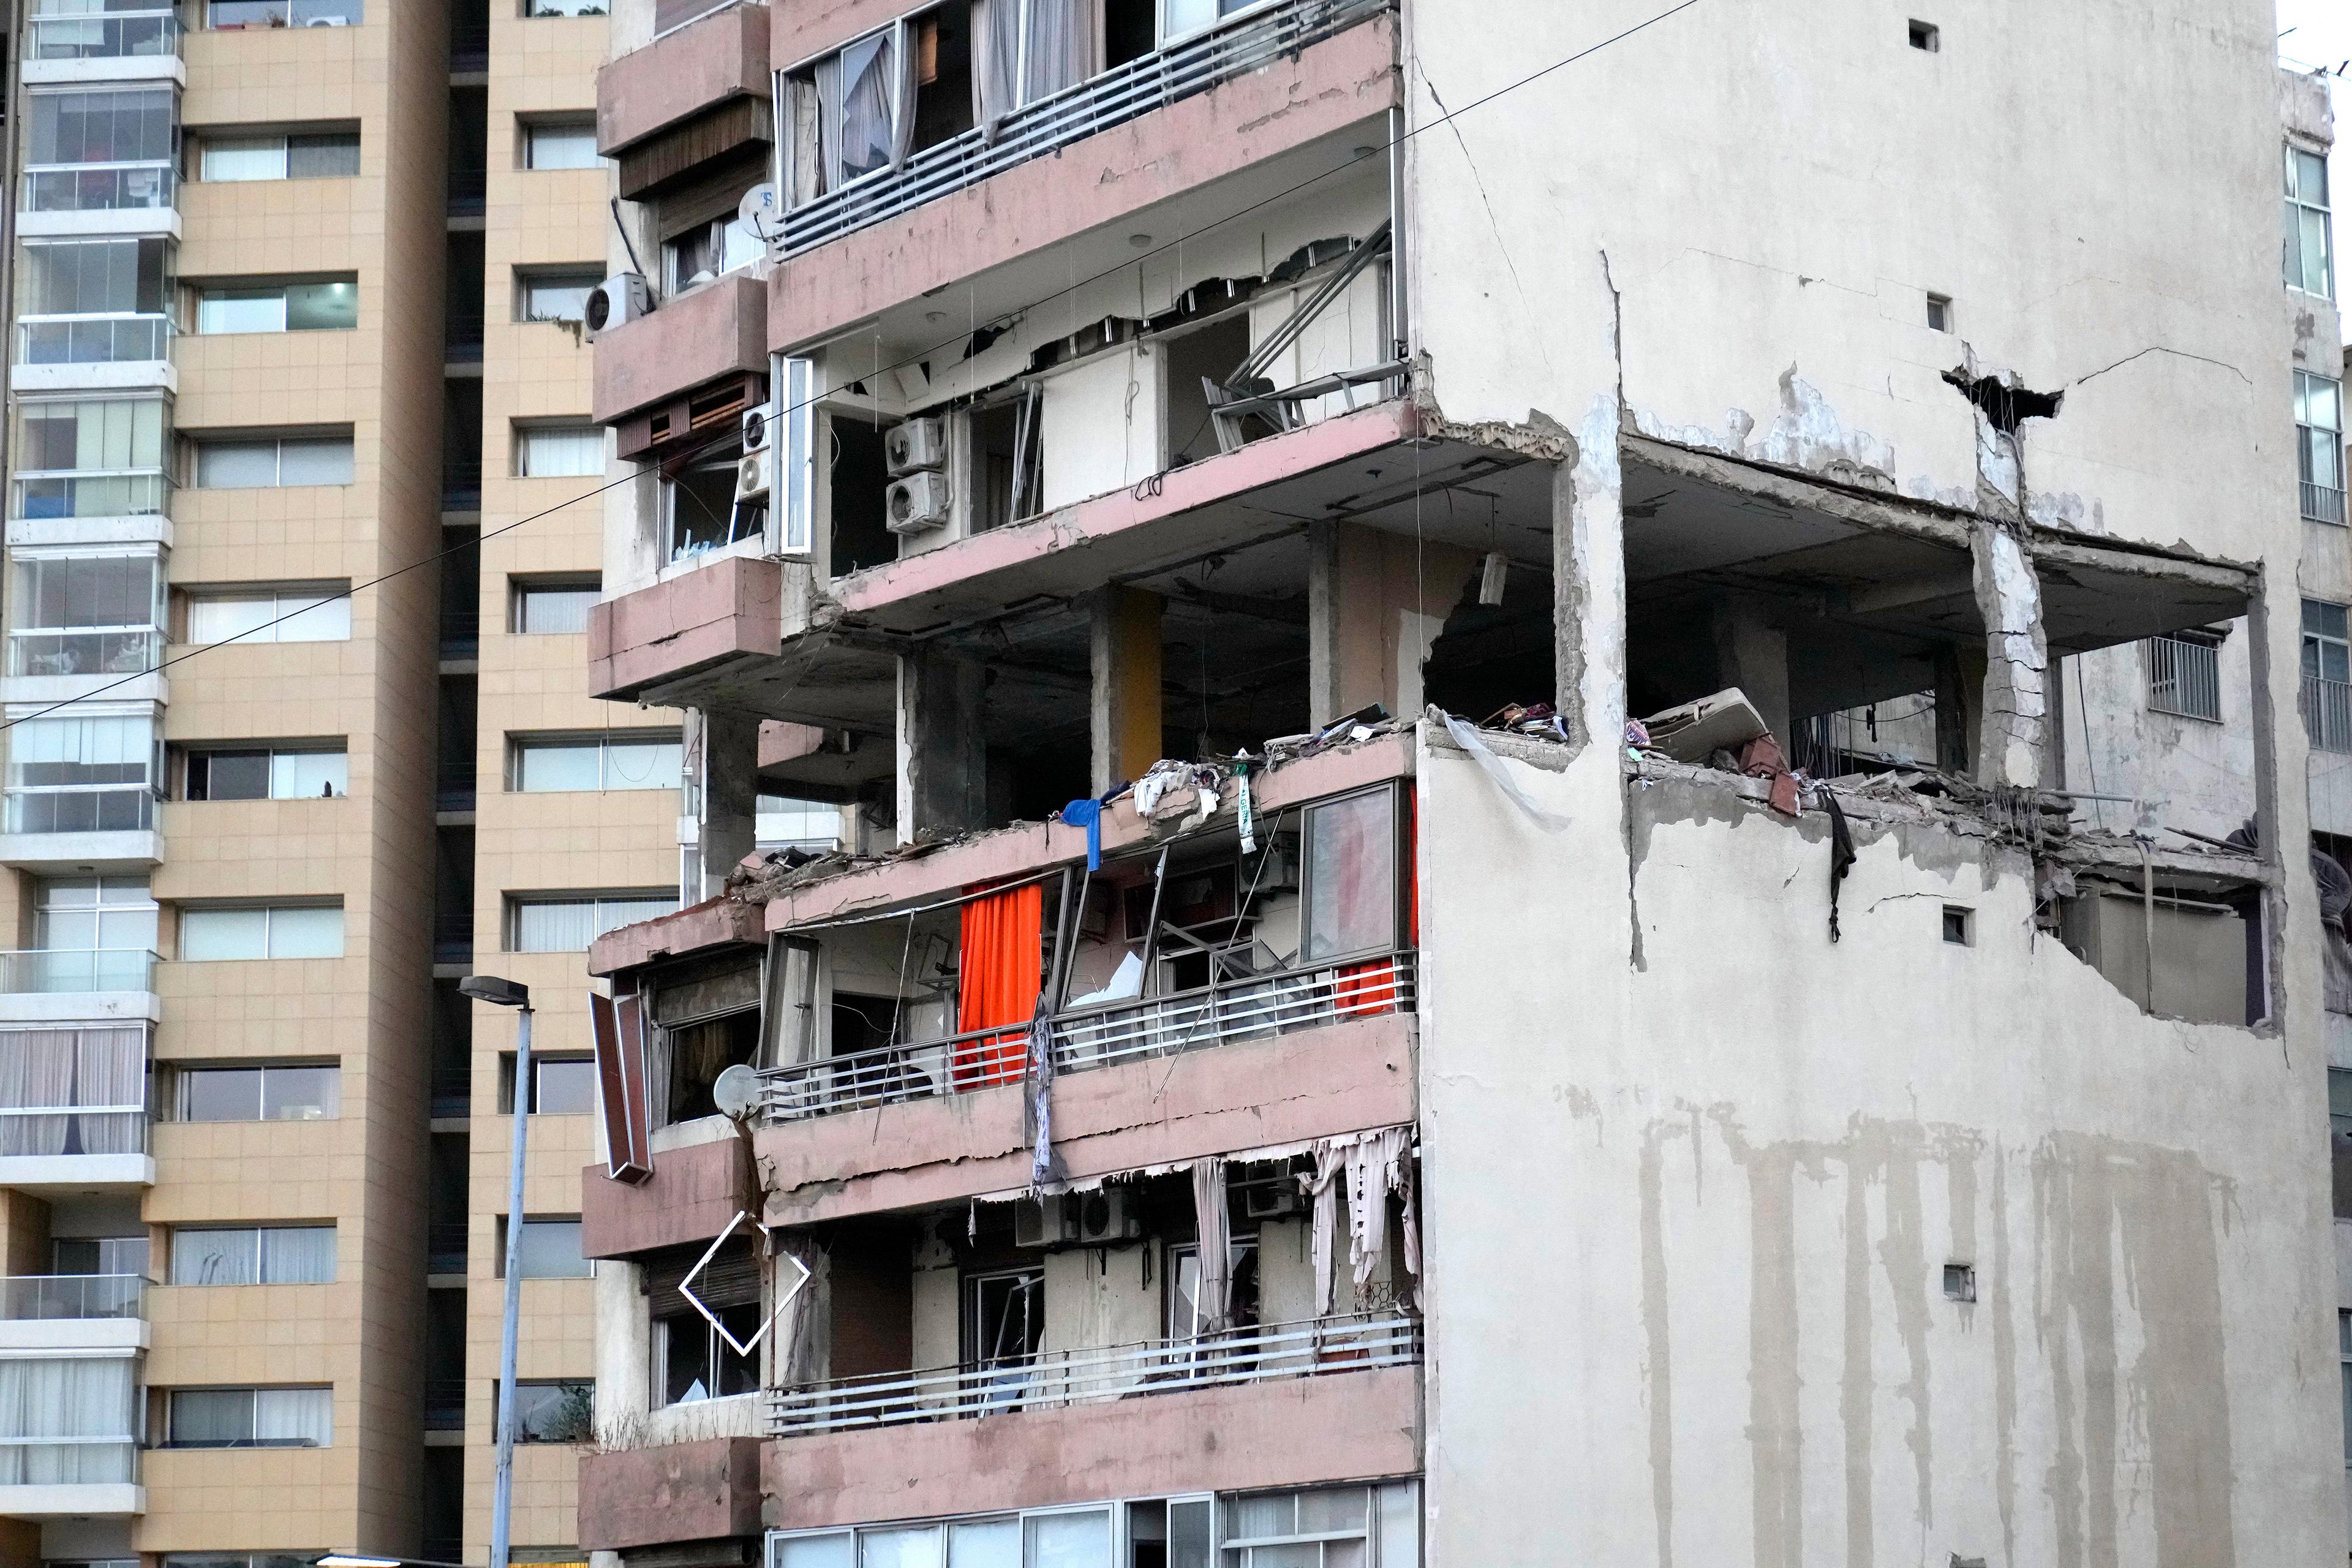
679, 1209, 812, 1360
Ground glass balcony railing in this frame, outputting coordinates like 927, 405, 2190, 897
0, 949, 158, 993
7, 628, 161, 678
11, 470, 170, 519
21, 160, 175, 213
0, 1436, 136, 1486
17, 313, 172, 367
0, 1274, 145, 1319
3, 788, 156, 835
29, 10, 183, 60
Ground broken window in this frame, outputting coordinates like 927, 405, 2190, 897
2286, 141, 2334, 300
646, 1237, 760, 1404
2304, 599, 2351, 753
2144, 630, 2222, 722
970, 386, 1042, 531
1299, 786, 1400, 965
2296, 369, 2345, 525
1159, 314, 1248, 470
908, 2, 977, 151
662, 211, 760, 293
1166, 1235, 1258, 1338
666, 436, 757, 563
826, 415, 895, 572
962, 1265, 1043, 1376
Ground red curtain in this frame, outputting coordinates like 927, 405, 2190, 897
1338, 789, 1416, 1017
953, 881, 1042, 1088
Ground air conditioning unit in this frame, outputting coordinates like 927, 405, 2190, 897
1012, 1196, 1076, 1249
583, 273, 650, 339
734, 447, 771, 504
886, 470, 951, 535
741, 403, 771, 453
884, 416, 948, 477
1069, 1188, 1139, 1246
1243, 1181, 1303, 1221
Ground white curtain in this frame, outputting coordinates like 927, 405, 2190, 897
0, 1356, 135, 1482
831, 31, 898, 187
75, 1027, 144, 1155
1019, 0, 1099, 105
171, 1227, 258, 1285
973, 0, 1020, 134
1190, 1156, 1230, 1334
515, 900, 597, 952
254, 1386, 332, 1447
0, 1030, 75, 1155
1303, 1143, 1344, 1317
261, 1225, 336, 1284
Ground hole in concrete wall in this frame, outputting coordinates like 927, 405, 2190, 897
1160, 314, 1252, 471
1421, 552, 1552, 721
831, 418, 897, 573
1942, 370, 2062, 435
1942, 1262, 1975, 1301
1941, 905, 1973, 945
1908, 19, 1939, 51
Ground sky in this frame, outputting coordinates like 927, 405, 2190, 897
2278, 0, 2351, 341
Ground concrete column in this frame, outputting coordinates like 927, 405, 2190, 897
1971, 522, 2049, 788
895, 648, 987, 844
699, 707, 760, 897
1088, 586, 1163, 796
1310, 519, 1476, 728
1708, 594, 1792, 744
1933, 643, 1983, 776
1308, 519, 1341, 728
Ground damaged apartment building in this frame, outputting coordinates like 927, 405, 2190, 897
569, 1, 2348, 1564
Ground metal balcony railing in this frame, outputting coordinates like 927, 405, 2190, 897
8, 628, 160, 678
17, 313, 172, 367
12, 469, 170, 521
29, 10, 181, 60
2309, 675, 2352, 754
768, 1310, 1419, 1436
2307, 481, 2349, 526
0, 949, 158, 994
758, 951, 1414, 1123
2146, 635, 2221, 722
21, 160, 175, 214
4, 786, 156, 835
0, 1437, 136, 1485
0, 1274, 145, 1320
777, 0, 1390, 260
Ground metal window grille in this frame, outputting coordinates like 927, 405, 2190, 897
2145, 635, 2221, 722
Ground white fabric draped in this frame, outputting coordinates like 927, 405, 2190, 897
0, 1030, 75, 1155
0, 1355, 135, 1482
831, 29, 897, 187
254, 1386, 332, 1447
261, 1224, 336, 1284
75, 1027, 144, 1154
1018, 0, 1098, 105
1189, 1156, 1230, 1334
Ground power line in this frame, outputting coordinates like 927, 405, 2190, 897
0, 0, 1702, 735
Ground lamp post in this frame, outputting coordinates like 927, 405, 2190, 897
459, 974, 532, 1568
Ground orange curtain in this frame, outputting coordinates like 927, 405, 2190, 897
1338, 790, 1416, 1017
953, 881, 1043, 1088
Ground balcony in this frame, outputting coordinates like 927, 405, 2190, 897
24, 10, 184, 83
0, 788, 162, 873
13, 314, 174, 393
0, 1340, 143, 1518
0, 1276, 148, 1348
585, 551, 786, 705
0, 1023, 151, 1188
592, 271, 767, 427
595, 1, 769, 198
0, 954, 160, 1031
10, 469, 170, 523
19, 162, 177, 235
2307, 480, 2349, 526
7, 628, 160, 680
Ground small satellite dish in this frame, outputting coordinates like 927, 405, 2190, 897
712, 1063, 761, 1120
737, 182, 782, 243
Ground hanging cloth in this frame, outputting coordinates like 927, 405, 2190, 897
972, 0, 1020, 137
1302, 1143, 1346, 1316
955, 881, 1042, 1087
1191, 1156, 1231, 1335
1060, 797, 1103, 871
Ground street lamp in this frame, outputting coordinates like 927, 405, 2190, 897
459, 974, 532, 1568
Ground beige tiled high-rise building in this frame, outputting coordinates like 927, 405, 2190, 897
0, 0, 688, 1563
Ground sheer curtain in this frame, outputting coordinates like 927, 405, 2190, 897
0, 1029, 75, 1155
973, 0, 1020, 133
254, 1387, 332, 1447
74, 1026, 145, 1155
832, 31, 897, 187
261, 1225, 336, 1284
0, 1356, 135, 1482
1020, 0, 1099, 105
171, 1227, 258, 1285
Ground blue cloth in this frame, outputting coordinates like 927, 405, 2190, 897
1061, 798, 1102, 870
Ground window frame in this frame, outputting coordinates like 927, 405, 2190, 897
1295, 782, 1405, 967
173, 1061, 340, 1122
509, 575, 600, 634
181, 742, 349, 801
2296, 369, 2346, 526
167, 1223, 336, 1286
503, 891, 679, 953
513, 423, 605, 478
181, 584, 352, 644
190, 277, 359, 336
2142, 631, 2223, 723
186, 433, 355, 489
521, 118, 601, 172
2287, 139, 2335, 300
176, 900, 345, 962
497, 1215, 590, 1280
163, 1384, 333, 1449
507, 731, 684, 794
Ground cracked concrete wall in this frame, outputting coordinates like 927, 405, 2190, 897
1415, 728, 2341, 1567
1971, 525, 2047, 788
2057, 633, 2260, 844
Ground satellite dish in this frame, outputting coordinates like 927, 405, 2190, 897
712, 1063, 761, 1121
737, 182, 782, 243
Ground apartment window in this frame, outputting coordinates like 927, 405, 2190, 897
179, 903, 343, 961
1299, 785, 1401, 965
2305, 600, 2351, 753
0, 1028, 147, 1161
20, 239, 172, 366
663, 213, 760, 293
964, 1266, 1044, 1372
2297, 371, 2345, 525
503, 1055, 595, 1115
54, 1234, 149, 1278
168, 1224, 336, 1285
516, 268, 601, 323
506, 892, 677, 952
33, 876, 157, 959
2288, 143, 2334, 299
515, 424, 603, 478
198, 131, 360, 181
184, 586, 352, 644
2331, 1066, 2352, 1221
1221, 1485, 1417, 1567
668, 437, 758, 562
497, 1217, 589, 1279
4, 710, 157, 834
190, 434, 354, 488
1166, 1238, 1257, 1339
206, 0, 362, 27
193, 279, 358, 334
522, 120, 599, 171
758, 793, 843, 853
0, 1355, 137, 1483
8, 549, 164, 677
500, 1381, 594, 1442
647, 1237, 758, 1404
175, 1063, 339, 1121
1924, 292, 1952, 332
526, 0, 606, 15
184, 745, 348, 800
28, 89, 175, 199
510, 733, 682, 793
13, 396, 170, 519
510, 576, 599, 633
2144, 631, 2222, 722
165, 1387, 331, 1449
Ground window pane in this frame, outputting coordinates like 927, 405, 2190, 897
192, 750, 270, 801
275, 592, 351, 641
858, 1525, 942, 1568
286, 133, 360, 178
171, 1227, 260, 1285
168, 1389, 252, 1446
277, 439, 354, 486
181, 1066, 263, 1121
202, 137, 287, 181
776, 1537, 855, 1568
527, 126, 600, 170
1022, 1510, 1109, 1568
512, 900, 594, 951
522, 277, 597, 322
603, 738, 681, 790
195, 290, 285, 334
194, 442, 279, 488
285, 281, 358, 331
186, 594, 275, 643
944, 1518, 1018, 1568
259, 1225, 335, 1283
519, 427, 603, 477
260, 1065, 338, 1119
514, 1219, 587, 1278
2310, 600, 2350, 641
269, 749, 347, 797
516, 585, 597, 633
209, 0, 291, 23
661, 1314, 713, 1404
596, 896, 677, 937
532, 1058, 595, 1114
252, 1386, 331, 1447
514, 743, 601, 792
512, 1381, 594, 1441
266, 905, 343, 959
180, 907, 268, 960
1302, 790, 1398, 962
